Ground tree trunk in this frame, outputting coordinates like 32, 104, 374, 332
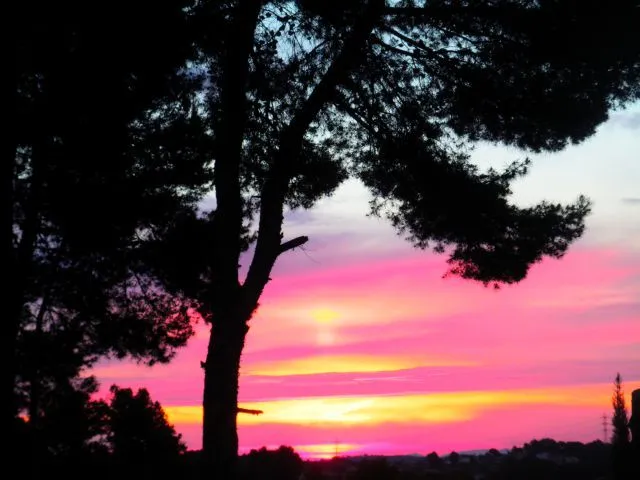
201, 1, 262, 476
197, 3, 385, 478
202, 315, 249, 479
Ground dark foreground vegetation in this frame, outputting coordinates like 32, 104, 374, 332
11, 374, 638, 479
13, 438, 638, 480
301, 439, 639, 480
13, 370, 637, 480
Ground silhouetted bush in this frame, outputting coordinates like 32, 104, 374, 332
238, 445, 303, 480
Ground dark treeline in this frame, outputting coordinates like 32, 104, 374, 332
28, 437, 631, 480
300, 438, 625, 480
5, 1, 640, 479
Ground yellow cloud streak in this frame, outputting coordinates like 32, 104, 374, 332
164, 383, 613, 427
244, 354, 475, 376
294, 443, 360, 458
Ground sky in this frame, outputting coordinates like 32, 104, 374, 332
93, 103, 640, 458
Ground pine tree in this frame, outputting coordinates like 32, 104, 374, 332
160, 2, 640, 477
612, 373, 630, 446
611, 374, 631, 480
4, 1, 209, 467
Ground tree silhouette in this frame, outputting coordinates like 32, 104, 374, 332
611, 373, 631, 480
612, 373, 630, 446
14, 257, 197, 439
426, 451, 443, 469
631, 389, 640, 477
107, 385, 186, 462
35, 376, 109, 458
17, 381, 185, 479
4, 1, 207, 464
13, 374, 110, 480
140, 1, 640, 476
240, 446, 303, 480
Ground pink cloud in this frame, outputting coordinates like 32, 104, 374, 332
91, 246, 640, 454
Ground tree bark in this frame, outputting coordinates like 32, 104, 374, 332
202, 315, 249, 479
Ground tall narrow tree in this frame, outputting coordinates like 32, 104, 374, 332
612, 373, 630, 446
612, 373, 631, 480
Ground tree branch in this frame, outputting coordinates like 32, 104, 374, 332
334, 96, 378, 136
382, 5, 538, 31
279, 235, 309, 255
381, 26, 432, 54
242, 0, 386, 312
279, 1, 386, 152
237, 407, 263, 416
374, 38, 419, 58
383, 6, 508, 18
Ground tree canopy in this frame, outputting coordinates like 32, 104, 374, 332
148, 1, 640, 476
107, 385, 186, 461
5, 0, 210, 463
155, 0, 640, 304
12, 381, 185, 480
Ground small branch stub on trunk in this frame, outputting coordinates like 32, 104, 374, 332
237, 407, 263, 416
279, 235, 309, 255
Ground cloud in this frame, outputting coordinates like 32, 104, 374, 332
610, 110, 640, 130
164, 383, 625, 428
91, 245, 640, 452
236, 358, 640, 402
244, 354, 475, 377
622, 197, 640, 205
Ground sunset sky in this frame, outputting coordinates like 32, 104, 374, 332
93, 103, 640, 458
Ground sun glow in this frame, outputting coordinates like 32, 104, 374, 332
311, 307, 341, 325
317, 329, 337, 346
